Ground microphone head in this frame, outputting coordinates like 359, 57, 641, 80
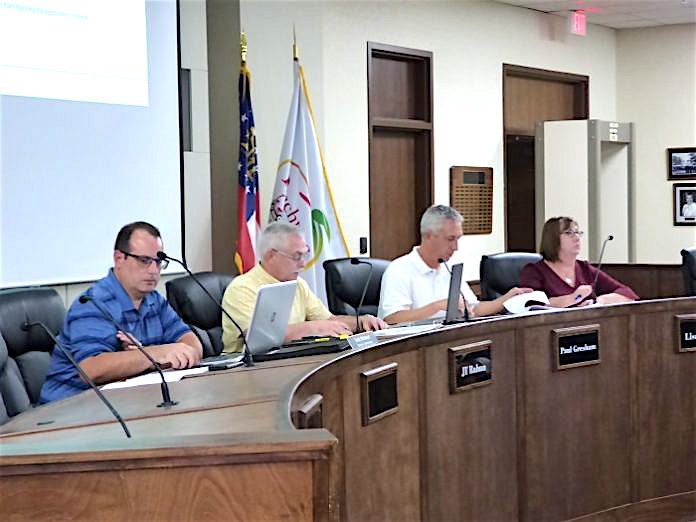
156, 251, 168, 261
437, 258, 445, 264
350, 257, 360, 265
78, 295, 91, 304
607, 235, 614, 241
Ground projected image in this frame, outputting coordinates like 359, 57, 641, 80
0, 0, 181, 287
0, 0, 148, 106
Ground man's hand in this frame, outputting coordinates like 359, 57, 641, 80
149, 343, 202, 369
116, 331, 140, 351
501, 287, 533, 301
359, 314, 388, 331
305, 320, 353, 337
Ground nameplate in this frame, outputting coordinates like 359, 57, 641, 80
448, 340, 493, 393
675, 314, 696, 353
348, 331, 379, 350
553, 324, 600, 370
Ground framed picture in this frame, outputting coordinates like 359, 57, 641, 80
673, 183, 696, 226
668, 147, 696, 180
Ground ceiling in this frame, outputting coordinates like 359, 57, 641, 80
492, 0, 696, 28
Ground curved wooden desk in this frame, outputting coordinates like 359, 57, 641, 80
1, 298, 695, 521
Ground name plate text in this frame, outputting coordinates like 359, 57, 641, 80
553, 324, 600, 370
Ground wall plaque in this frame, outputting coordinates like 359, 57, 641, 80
675, 314, 696, 353
360, 362, 398, 426
553, 324, 600, 370
448, 340, 492, 393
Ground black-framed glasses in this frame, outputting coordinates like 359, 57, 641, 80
119, 250, 169, 270
562, 229, 584, 238
272, 248, 310, 262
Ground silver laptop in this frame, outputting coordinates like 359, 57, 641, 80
245, 280, 298, 355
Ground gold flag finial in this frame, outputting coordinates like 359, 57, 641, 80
292, 25, 298, 60
240, 31, 248, 63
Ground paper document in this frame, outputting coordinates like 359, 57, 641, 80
373, 324, 442, 338
101, 367, 209, 390
503, 291, 552, 315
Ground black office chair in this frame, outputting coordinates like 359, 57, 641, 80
0, 287, 65, 410
479, 252, 542, 300
323, 258, 390, 316
680, 248, 696, 296
166, 272, 235, 357
0, 332, 32, 424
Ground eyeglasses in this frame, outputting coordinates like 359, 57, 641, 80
273, 248, 310, 262
119, 250, 169, 270
562, 229, 584, 238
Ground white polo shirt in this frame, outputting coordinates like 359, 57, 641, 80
378, 247, 479, 320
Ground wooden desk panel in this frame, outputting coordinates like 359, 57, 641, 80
3, 458, 315, 521
2, 299, 696, 521
341, 349, 421, 521
423, 330, 519, 521
633, 309, 696, 500
518, 314, 632, 521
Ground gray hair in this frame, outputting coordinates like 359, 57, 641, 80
258, 221, 303, 257
420, 205, 463, 235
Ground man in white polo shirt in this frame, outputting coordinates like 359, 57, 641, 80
378, 205, 529, 324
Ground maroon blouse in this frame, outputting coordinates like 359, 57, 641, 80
519, 260, 639, 302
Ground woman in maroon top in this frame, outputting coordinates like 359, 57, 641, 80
519, 216, 638, 308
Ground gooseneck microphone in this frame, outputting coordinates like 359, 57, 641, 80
438, 258, 470, 322
592, 235, 614, 298
350, 258, 374, 333
78, 295, 177, 408
22, 321, 131, 438
157, 251, 254, 367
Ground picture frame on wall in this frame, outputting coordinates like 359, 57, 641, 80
673, 183, 696, 226
667, 147, 696, 180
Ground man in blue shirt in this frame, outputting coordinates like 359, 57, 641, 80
40, 222, 202, 403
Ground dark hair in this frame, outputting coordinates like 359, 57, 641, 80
539, 216, 576, 261
114, 221, 161, 251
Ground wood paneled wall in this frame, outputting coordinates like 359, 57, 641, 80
294, 299, 696, 521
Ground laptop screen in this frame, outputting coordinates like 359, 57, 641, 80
245, 280, 298, 355
445, 262, 464, 323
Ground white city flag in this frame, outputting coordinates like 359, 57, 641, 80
269, 59, 350, 304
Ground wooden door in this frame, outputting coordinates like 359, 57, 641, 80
368, 43, 433, 260
503, 65, 589, 253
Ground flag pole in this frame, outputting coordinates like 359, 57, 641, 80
241, 30, 247, 63
293, 25, 298, 61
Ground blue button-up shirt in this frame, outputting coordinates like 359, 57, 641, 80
40, 270, 191, 403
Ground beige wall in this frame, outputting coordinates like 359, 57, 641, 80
617, 23, 696, 263
48, 1, 696, 303
241, 0, 618, 279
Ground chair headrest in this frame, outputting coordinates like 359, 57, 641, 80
480, 252, 542, 299
0, 288, 65, 358
323, 257, 390, 315
681, 248, 696, 277
166, 272, 235, 330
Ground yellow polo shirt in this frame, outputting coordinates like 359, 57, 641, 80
221, 264, 332, 353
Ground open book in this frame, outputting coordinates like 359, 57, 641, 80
503, 290, 553, 314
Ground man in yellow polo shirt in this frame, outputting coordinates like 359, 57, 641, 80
222, 222, 387, 353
